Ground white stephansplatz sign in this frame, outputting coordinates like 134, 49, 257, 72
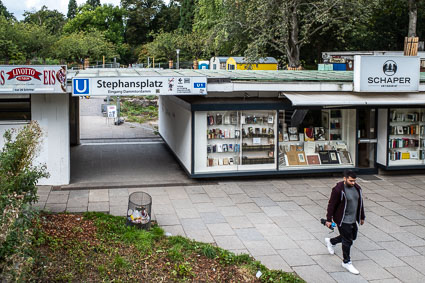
0, 65, 67, 94
72, 76, 207, 96
354, 56, 420, 92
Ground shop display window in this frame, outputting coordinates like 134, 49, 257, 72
388, 108, 425, 165
278, 109, 356, 169
194, 110, 277, 173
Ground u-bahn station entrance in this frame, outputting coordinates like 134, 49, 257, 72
1, 56, 425, 186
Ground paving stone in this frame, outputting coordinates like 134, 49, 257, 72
256, 223, 284, 236
161, 225, 186, 237
363, 250, 407, 268
207, 223, 235, 236
152, 203, 175, 214
180, 218, 207, 231
171, 199, 194, 209
378, 241, 419, 257
290, 196, 315, 206
109, 196, 129, 206
32, 202, 46, 210
235, 228, 265, 241
189, 193, 211, 203
355, 236, 384, 251
400, 255, 425, 276
236, 202, 262, 213
228, 193, 253, 204
224, 215, 253, 229
109, 205, 127, 216
244, 240, 277, 256
368, 205, 398, 217
88, 202, 109, 212
353, 259, 394, 281
383, 215, 418, 227
46, 193, 69, 204
155, 214, 180, 226
199, 212, 226, 224
168, 190, 189, 200
229, 249, 250, 255
368, 278, 401, 283
220, 183, 244, 195
245, 212, 273, 224
211, 197, 234, 207
252, 197, 276, 207
185, 229, 214, 243
276, 201, 303, 211
256, 255, 292, 272
311, 254, 346, 273
265, 192, 291, 202
151, 195, 171, 205
89, 189, 109, 202
214, 235, 245, 250
296, 239, 329, 255
293, 264, 336, 283
403, 225, 425, 238
366, 212, 405, 233
360, 224, 395, 242
194, 202, 218, 213
265, 235, 299, 250
286, 209, 316, 222
386, 266, 425, 283
329, 272, 368, 283
37, 194, 49, 202
278, 249, 315, 267
261, 206, 288, 217
108, 189, 129, 197
285, 227, 316, 240
66, 206, 87, 213
203, 185, 228, 198
44, 203, 66, 213
397, 209, 425, 220
175, 208, 200, 219
217, 206, 244, 217
389, 231, 425, 247
271, 215, 300, 228
184, 186, 205, 194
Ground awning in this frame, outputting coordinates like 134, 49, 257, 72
283, 92, 425, 106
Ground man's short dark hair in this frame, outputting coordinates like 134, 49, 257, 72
344, 170, 357, 179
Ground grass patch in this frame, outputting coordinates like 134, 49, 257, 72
119, 98, 158, 124
25, 212, 305, 282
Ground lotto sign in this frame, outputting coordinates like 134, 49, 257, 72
0, 65, 67, 94
107, 105, 117, 118
72, 76, 207, 96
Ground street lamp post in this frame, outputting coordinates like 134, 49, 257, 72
176, 49, 180, 69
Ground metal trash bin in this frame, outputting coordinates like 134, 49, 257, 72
126, 192, 152, 230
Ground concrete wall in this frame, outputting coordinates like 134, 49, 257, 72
159, 96, 192, 173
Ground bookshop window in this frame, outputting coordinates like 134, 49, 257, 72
0, 98, 31, 121
388, 108, 425, 165
195, 110, 277, 173
278, 109, 356, 169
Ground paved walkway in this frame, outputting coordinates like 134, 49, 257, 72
35, 174, 425, 283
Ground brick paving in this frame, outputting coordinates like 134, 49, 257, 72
35, 174, 425, 282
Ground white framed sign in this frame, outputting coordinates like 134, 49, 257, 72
72, 76, 207, 96
0, 65, 67, 94
107, 105, 117, 118
354, 56, 420, 92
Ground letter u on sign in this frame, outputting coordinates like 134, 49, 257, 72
73, 78, 89, 95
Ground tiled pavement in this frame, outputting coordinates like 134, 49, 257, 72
35, 174, 425, 283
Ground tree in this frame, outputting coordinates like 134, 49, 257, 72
225, 0, 367, 68
408, 0, 418, 37
63, 4, 126, 45
121, 0, 164, 45
179, 0, 195, 33
86, 0, 101, 9
23, 6, 66, 35
53, 30, 116, 63
142, 30, 178, 62
67, 0, 78, 19
0, 0, 14, 20
154, 0, 181, 33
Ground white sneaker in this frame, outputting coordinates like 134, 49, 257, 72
342, 261, 360, 275
325, 238, 335, 255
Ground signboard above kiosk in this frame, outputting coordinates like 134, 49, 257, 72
72, 76, 207, 96
354, 55, 420, 92
0, 65, 67, 94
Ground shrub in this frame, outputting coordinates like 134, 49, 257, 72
0, 121, 49, 281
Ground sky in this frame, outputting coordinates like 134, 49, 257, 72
3, 0, 169, 21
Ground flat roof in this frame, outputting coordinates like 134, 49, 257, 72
68, 69, 357, 82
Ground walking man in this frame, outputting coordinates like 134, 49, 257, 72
325, 170, 365, 275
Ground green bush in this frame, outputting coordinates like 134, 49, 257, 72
0, 122, 49, 281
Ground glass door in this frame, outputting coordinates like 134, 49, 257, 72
357, 109, 378, 172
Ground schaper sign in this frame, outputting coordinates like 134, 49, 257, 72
0, 66, 67, 94
354, 56, 420, 92
72, 76, 207, 96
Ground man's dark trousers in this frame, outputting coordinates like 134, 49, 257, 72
330, 223, 358, 263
